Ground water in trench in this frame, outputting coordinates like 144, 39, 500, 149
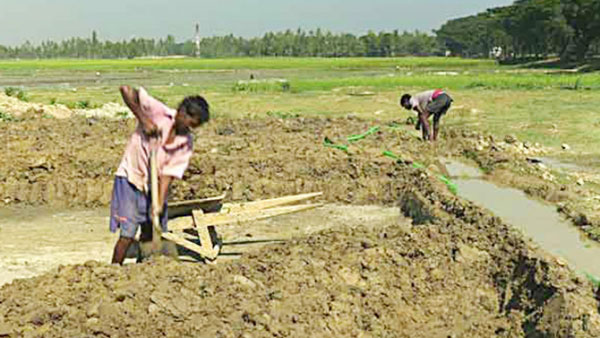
445, 159, 600, 278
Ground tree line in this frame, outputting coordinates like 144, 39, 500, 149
0, 29, 440, 59
436, 0, 600, 62
2, 0, 598, 62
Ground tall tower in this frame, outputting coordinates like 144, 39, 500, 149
195, 24, 201, 57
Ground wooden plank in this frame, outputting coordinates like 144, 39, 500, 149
191, 210, 220, 261
169, 194, 226, 208
170, 203, 323, 231
222, 192, 322, 213
162, 232, 219, 260
168, 217, 193, 231
197, 225, 219, 259
168, 193, 226, 219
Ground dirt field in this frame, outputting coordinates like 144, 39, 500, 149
0, 205, 400, 286
2, 100, 600, 336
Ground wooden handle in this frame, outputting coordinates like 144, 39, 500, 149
150, 150, 162, 247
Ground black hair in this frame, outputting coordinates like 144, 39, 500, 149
400, 94, 411, 108
179, 95, 210, 124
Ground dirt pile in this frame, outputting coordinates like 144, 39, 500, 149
0, 114, 128, 206
75, 102, 130, 119
1, 115, 600, 336
1, 168, 600, 336
0, 116, 436, 207
0, 93, 73, 119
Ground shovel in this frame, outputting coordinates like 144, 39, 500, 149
149, 148, 162, 252
138, 147, 178, 260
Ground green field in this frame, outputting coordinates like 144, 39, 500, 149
1, 56, 599, 164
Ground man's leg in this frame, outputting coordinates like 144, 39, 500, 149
427, 94, 451, 141
109, 177, 140, 265
433, 113, 441, 141
139, 222, 153, 242
112, 237, 134, 265
419, 111, 431, 141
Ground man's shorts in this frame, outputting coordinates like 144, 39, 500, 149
109, 176, 168, 239
426, 93, 453, 116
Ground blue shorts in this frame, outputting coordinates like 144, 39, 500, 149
109, 176, 168, 239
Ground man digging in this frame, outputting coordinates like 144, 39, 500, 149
110, 86, 210, 265
400, 89, 453, 141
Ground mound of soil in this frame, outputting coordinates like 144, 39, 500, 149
0, 116, 436, 207
2, 114, 600, 336
1, 169, 599, 337
0, 93, 73, 119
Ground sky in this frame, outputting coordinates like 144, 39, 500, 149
0, 0, 513, 46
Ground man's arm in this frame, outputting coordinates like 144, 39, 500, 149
414, 105, 431, 141
157, 175, 173, 214
413, 105, 422, 130
119, 86, 159, 137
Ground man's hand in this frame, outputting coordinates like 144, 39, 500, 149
415, 120, 421, 131
151, 203, 163, 219
119, 85, 160, 138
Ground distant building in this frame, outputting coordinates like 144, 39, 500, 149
490, 46, 502, 59
195, 24, 201, 57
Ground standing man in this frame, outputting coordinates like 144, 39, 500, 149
110, 86, 209, 264
400, 89, 452, 141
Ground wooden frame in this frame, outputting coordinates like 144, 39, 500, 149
163, 192, 323, 261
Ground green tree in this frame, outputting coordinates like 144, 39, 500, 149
560, 0, 600, 61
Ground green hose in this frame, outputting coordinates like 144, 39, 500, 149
585, 272, 600, 288
323, 137, 349, 152
383, 150, 458, 195
347, 126, 380, 143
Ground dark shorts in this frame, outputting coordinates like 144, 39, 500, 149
426, 93, 453, 116
109, 176, 168, 239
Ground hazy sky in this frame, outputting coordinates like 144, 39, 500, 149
0, 0, 513, 45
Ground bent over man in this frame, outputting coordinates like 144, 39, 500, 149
110, 86, 209, 264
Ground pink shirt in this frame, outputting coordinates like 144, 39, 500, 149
409, 89, 445, 112
115, 87, 193, 192
409, 90, 435, 112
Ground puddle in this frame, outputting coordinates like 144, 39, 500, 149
444, 160, 484, 179
444, 159, 600, 277
538, 157, 588, 172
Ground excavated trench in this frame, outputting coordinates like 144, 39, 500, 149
446, 159, 600, 279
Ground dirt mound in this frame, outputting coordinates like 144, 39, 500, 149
0, 93, 73, 119
1, 172, 599, 336
0, 116, 434, 207
75, 102, 130, 119
1, 116, 600, 336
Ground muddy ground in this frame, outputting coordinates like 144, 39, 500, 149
0, 204, 399, 286
3, 109, 597, 239
2, 111, 600, 336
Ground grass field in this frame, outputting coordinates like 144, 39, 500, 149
1, 56, 599, 164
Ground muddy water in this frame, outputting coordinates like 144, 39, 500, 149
538, 156, 588, 172
445, 159, 600, 277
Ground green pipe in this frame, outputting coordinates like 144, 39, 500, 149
347, 126, 380, 143
383, 150, 457, 195
323, 137, 349, 152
